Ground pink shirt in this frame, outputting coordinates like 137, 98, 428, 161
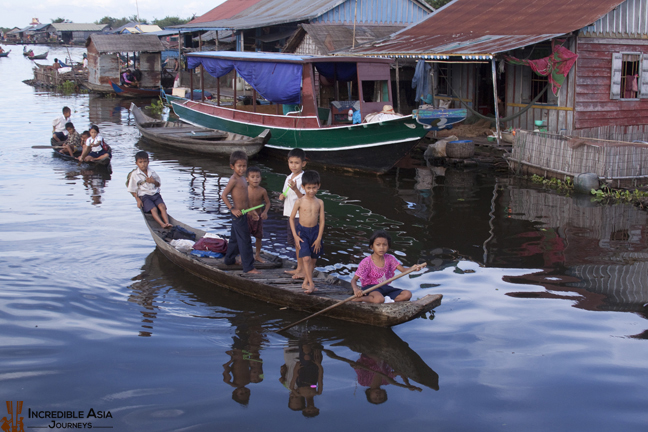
355, 254, 400, 287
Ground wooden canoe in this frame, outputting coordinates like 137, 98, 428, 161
0, 50, 11, 57
110, 80, 161, 98
28, 51, 48, 60
142, 213, 442, 327
48, 139, 112, 167
131, 103, 270, 157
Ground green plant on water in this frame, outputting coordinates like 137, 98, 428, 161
590, 186, 648, 204
529, 174, 573, 192
58, 80, 76, 93
146, 97, 165, 116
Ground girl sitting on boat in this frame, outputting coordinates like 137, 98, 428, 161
78, 125, 110, 163
351, 230, 423, 303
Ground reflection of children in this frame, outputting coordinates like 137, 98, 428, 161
351, 230, 423, 303
355, 354, 396, 405
222, 348, 264, 406
289, 170, 325, 294
246, 166, 271, 263
288, 343, 323, 417
279, 148, 306, 278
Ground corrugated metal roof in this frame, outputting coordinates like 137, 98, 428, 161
287, 23, 407, 54
350, 0, 627, 56
87, 34, 165, 53
177, 0, 430, 30
51, 23, 109, 32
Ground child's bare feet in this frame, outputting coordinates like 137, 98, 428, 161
254, 254, 267, 263
246, 268, 261, 274
284, 269, 298, 275
161, 223, 172, 229
302, 281, 317, 294
292, 272, 305, 280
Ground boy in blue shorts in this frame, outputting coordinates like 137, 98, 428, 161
127, 151, 172, 229
289, 170, 324, 294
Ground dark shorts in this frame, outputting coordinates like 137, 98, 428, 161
89, 149, 108, 158
53, 132, 67, 142
364, 284, 404, 300
297, 223, 323, 259
140, 193, 165, 213
287, 217, 299, 247
247, 213, 263, 239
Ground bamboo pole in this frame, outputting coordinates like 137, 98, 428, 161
491, 58, 501, 146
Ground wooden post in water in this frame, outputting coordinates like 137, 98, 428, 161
491, 58, 501, 146
395, 59, 400, 113
199, 33, 204, 102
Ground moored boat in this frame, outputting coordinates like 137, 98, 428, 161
142, 212, 442, 327
110, 80, 161, 98
412, 107, 468, 130
170, 51, 430, 174
0, 50, 11, 58
130, 103, 270, 156
27, 51, 48, 60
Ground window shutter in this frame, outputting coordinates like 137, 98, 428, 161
640, 54, 648, 98
610, 53, 622, 100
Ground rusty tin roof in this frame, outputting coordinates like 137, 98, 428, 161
350, 0, 627, 57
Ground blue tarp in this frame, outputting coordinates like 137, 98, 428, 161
313, 62, 356, 82
188, 55, 303, 104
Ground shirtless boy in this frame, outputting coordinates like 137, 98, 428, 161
290, 170, 325, 294
246, 166, 271, 263
221, 151, 260, 274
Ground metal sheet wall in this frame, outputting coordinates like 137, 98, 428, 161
313, 0, 429, 25
581, 0, 648, 37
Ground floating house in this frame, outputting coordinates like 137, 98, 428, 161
84, 34, 165, 93
49, 23, 109, 45
351, 0, 648, 183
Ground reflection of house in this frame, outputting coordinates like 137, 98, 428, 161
85, 34, 164, 91
351, 0, 648, 141
502, 187, 648, 314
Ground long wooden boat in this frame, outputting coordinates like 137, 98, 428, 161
142, 212, 442, 327
131, 103, 270, 156
170, 51, 430, 174
110, 80, 161, 98
412, 107, 468, 130
28, 51, 48, 60
48, 139, 112, 167
0, 50, 11, 58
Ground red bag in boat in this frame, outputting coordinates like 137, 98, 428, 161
193, 237, 228, 253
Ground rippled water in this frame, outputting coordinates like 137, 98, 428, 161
1, 45, 647, 431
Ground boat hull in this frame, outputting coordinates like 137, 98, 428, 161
144, 213, 442, 327
170, 99, 428, 173
412, 108, 467, 130
110, 80, 161, 98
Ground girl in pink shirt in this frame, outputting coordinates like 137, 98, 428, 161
351, 230, 422, 303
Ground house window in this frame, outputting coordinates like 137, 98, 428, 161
531, 74, 549, 104
621, 54, 640, 99
437, 63, 450, 96
610, 52, 644, 100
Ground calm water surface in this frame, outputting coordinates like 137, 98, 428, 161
1, 46, 647, 431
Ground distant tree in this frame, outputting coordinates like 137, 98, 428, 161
152, 16, 191, 28
96, 15, 148, 29
51, 17, 66, 23
425, 0, 453, 9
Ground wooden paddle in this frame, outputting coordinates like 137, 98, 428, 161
33, 145, 65, 149
276, 263, 427, 332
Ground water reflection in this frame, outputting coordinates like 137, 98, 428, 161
280, 341, 323, 416
52, 156, 112, 206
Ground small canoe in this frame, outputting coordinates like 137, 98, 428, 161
142, 212, 442, 327
48, 139, 112, 167
131, 103, 270, 156
110, 80, 161, 98
27, 51, 48, 60
412, 107, 467, 130
0, 50, 11, 58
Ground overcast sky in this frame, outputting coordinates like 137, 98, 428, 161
1, 0, 224, 29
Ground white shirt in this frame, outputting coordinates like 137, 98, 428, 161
282, 171, 305, 217
127, 167, 161, 197
52, 114, 72, 134
86, 134, 104, 153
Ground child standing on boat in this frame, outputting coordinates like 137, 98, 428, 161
246, 166, 271, 263
279, 148, 306, 279
221, 151, 260, 274
351, 230, 422, 303
290, 170, 325, 294
127, 151, 172, 229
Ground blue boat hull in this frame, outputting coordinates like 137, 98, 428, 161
412, 108, 467, 130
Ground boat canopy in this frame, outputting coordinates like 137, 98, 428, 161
187, 51, 369, 105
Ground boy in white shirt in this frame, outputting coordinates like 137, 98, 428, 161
127, 151, 172, 228
52, 106, 72, 143
278, 148, 306, 278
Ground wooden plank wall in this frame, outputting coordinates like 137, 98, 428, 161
438, 62, 475, 109
575, 39, 648, 134
504, 39, 576, 134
